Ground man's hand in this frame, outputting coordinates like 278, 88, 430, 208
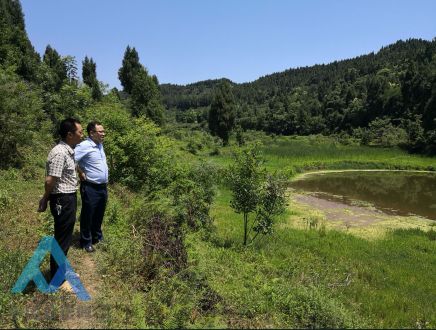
38, 196, 48, 212
79, 171, 86, 181
77, 166, 86, 181
39, 175, 56, 212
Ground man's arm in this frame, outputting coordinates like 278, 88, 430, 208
37, 175, 57, 212
77, 165, 86, 181
74, 142, 89, 182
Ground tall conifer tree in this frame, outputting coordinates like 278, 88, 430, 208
82, 56, 96, 86
118, 46, 142, 94
208, 80, 236, 145
43, 45, 67, 91
117, 45, 164, 124
82, 56, 102, 100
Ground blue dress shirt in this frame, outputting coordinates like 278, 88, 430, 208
75, 138, 109, 184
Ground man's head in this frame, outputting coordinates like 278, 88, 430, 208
87, 121, 105, 145
59, 118, 83, 147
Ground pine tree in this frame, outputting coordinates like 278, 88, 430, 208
130, 68, 164, 125
208, 80, 236, 145
0, 0, 40, 81
82, 56, 96, 86
82, 56, 102, 100
118, 46, 142, 94
118, 45, 164, 124
42, 45, 67, 91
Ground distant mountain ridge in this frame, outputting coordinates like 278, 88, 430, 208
160, 38, 435, 111
161, 37, 436, 153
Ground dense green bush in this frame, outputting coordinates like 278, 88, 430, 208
0, 68, 52, 169
112, 119, 175, 191
170, 162, 218, 230
363, 117, 408, 147
83, 100, 175, 192
141, 269, 224, 328
277, 286, 360, 328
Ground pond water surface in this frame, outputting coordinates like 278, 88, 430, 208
290, 171, 436, 220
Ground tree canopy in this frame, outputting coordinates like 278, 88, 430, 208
208, 80, 236, 145
163, 38, 436, 153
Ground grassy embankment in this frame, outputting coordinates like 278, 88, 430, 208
186, 134, 436, 328
1, 133, 435, 328
210, 134, 436, 172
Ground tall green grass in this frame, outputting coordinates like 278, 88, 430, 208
0, 169, 68, 328
208, 135, 436, 174
188, 186, 436, 328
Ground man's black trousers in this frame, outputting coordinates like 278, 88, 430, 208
49, 193, 77, 280
79, 182, 107, 248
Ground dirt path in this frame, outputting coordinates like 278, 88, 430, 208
56, 241, 102, 329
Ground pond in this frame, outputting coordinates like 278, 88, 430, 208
290, 171, 436, 221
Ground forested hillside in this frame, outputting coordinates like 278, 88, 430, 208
161, 38, 436, 152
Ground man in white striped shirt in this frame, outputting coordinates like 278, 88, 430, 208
38, 118, 83, 282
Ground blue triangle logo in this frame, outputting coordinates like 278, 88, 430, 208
11, 236, 91, 301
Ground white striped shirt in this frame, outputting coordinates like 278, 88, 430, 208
46, 141, 78, 194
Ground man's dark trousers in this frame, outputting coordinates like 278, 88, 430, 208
80, 181, 107, 248
49, 193, 77, 280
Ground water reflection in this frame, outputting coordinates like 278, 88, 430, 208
290, 171, 436, 220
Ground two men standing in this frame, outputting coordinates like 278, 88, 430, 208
38, 118, 108, 282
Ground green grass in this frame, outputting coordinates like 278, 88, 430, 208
0, 168, 68, 328
1, 133, 435, 328
206, 135, 436, 175
188, 186, 436, 328
184, 134, 436, 327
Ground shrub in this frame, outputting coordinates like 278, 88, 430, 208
0, 69, 52, 169
0, 190, 11, 211
129, 198, 187, 279
278, 286, 359, 328
227, 144, 287, 245
364, 118, 408, 147
171, 162, 218, 230
142, 269, 223, 328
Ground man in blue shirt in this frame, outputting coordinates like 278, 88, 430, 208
75, 121, 109, 252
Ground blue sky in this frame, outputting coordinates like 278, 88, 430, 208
21, 0, 436, 89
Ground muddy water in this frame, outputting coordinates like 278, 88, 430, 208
290, 171, 436, 220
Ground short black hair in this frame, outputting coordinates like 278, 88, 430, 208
59, 118, 81, 140
87, 121, 102, 135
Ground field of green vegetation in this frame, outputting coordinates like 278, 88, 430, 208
1, 132, 435, 329
208, 133, 436, 173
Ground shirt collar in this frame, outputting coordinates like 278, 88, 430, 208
59, 141, 75, 155
87, 137, 99, 147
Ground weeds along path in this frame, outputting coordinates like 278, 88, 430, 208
56, 240, 103, 329
1, 175, 106, 328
